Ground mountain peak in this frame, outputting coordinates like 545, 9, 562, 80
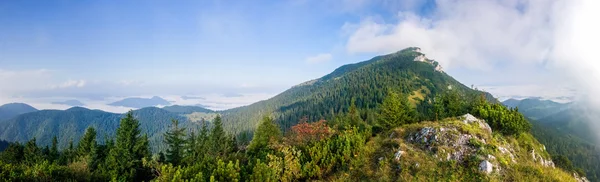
0, 103, 38, 120
109, 96, 171, 108
66, 106, 91, 112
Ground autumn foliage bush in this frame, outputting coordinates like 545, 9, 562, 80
287, 119, 333, 145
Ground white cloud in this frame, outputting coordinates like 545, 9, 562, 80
305, 53, 333, 64
53, 79, 86, 89
0, 69, 53, 100
344, 0, 557, 70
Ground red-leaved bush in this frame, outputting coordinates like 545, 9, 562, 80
287, 119, 332, 145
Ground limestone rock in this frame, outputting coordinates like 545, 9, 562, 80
461, 113, 492, 133
479, 160, 493, 174
395, 150, 406, 161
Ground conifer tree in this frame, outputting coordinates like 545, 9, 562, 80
49, 136, 59, 162
379, 90, 416, 128
164, 119, 186, 166
78, 127, 97, 156
211, 115, 227, 157
106, 111, 150, 181
248, 117, 281, 159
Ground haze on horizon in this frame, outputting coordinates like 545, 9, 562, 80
1, 0, 598, 114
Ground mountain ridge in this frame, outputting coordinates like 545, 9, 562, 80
221, 47, 495, 134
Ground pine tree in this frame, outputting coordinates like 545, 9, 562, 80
379, 90, 416, 128
248, 117, 281, 159
78, 127, 97, 156
164, 119, 186, 166
106, 111, 150, 181
49, 136, 59, 162
211, 115, 227, 157
23, 138, 41, 165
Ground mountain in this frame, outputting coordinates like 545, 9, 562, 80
0, 106, 197, 151
162, 105, 214, 114
531, 119, 600, 181
108, 96, 171, 108
502, 98, 569, 120
221, 47, 494, 133
506, 98, 599, 181
52, 99, 85, 106
0, 103, 38, 120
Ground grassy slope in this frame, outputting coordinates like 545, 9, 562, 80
329, 118, 576, 181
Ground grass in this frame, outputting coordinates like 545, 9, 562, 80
328, 117, 578, 181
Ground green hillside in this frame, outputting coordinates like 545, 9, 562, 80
0, 107, 199, 151
505, 98, 599, 181
0, 48, 586, 181
221, 47, 493, 134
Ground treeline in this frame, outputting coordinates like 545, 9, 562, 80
0, 90, 537, 181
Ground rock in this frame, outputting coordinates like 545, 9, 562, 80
462, 114, 479, 124
542, 159, 555, 168
574, 173, 590, 182
498, 146, 516, 163
461, 113, 492, 133
395, 150, 406, 161
414, 55, 427, 62
479, 160, 494, 174
413, 127, 436, 145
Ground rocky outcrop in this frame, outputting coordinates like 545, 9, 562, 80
479, 160, 494, 174
461, 114, 492, 133
531, 149, 556, 168
574, 173, 590, 182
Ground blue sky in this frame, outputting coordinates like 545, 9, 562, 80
0, 0, 587, 112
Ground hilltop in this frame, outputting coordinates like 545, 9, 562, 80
221, 47, 494, 134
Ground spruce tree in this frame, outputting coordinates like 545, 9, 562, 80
49, 136, 59, 162
164, 119, 186, 166
106, 111, 150, 181
379, 90, 416, 128
78, 127, 97, 156
211, 115, 226, 157
23, 138, 41, 165
248, 117, 281, 158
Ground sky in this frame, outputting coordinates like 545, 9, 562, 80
1, 0, 599, 113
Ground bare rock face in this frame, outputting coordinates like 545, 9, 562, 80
479, 160, 494, 174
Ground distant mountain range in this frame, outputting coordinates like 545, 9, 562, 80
0, 103, 38, 120
162, 105, 214, 114
52, 99, 85, 106
0, 106, 207, 151
503, 98, 570, 120
503, 98, 600, 180
502, 98, 593, 142
108, 96, 171, 108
